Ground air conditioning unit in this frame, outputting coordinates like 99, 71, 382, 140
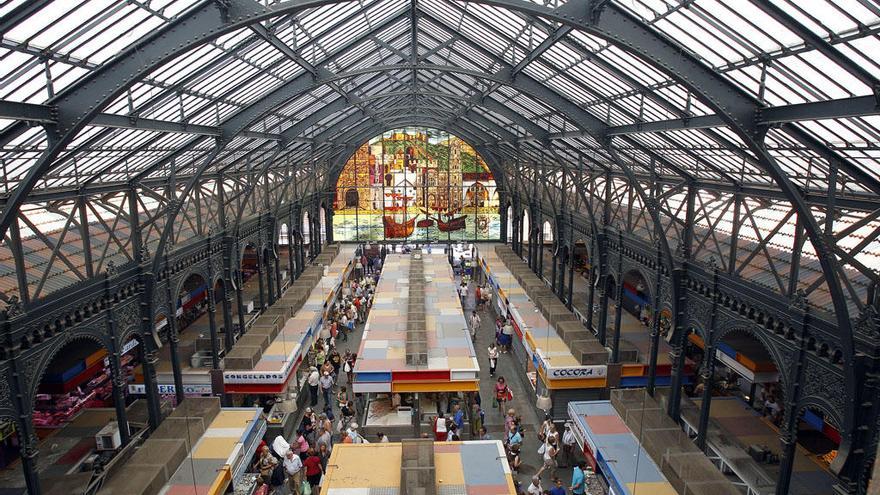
95, 422, 121, 451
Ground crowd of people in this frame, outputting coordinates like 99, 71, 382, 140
249, 245, 605, 495
452, 256, 603, 495
249, 249, 384, 495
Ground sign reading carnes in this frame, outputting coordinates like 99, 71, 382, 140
548, 366, 607, 379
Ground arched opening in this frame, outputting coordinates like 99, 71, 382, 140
239, 244, 259, 315
521, 209, 530, 253
153, 273, 220, 379
542, 220, 554, 244
570, 238, 592, 316
302, 211, 311, 252
171, 273, 209, 344
20, 335, 143, 491
539, 219, 554, 281
682, 329, 836, 493
795, 407, 841, 482
279, 223, 289, 246
621, 270, 652, 325
278, 223, 292, 284
688, 329, 781, 421
262, 245, 275, 302
34, 338, 111, 428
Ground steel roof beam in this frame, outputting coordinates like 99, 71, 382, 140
751, 0, 880, 99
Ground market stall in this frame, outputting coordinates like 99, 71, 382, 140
159, 408, 265, 495
34, 338, 141, 429
352, 253, 479, 437
222, 245, 354, 435
320, 440, 516, 495
567, 401, 677, 495
477, 245, 607, 418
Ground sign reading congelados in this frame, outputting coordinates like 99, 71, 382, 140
547, 365, 607, 379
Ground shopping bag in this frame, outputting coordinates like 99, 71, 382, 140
492, 397, 498, 408
302, 479, 312, 495
537, 443, 547, 455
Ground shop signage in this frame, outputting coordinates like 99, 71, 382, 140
548, 366, 607, 379
121, 338, 139, 355
128, 383, 213, 395
223, 356, 298, 384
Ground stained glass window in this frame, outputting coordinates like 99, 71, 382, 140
332, 128, 500, 241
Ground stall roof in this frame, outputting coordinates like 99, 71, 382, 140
567, 401, 676, 495
353, 254, 478, 393
159, 408, 264, 495
223, 246, 354, 394
479, 245, 582, 370
320, 441, 515, 495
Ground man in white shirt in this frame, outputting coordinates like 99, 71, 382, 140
561, 423, 576, 468
283, 449, 303, 495
307, 367, 320, 406
527, 476, 542, 495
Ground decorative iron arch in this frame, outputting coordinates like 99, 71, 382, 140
621, 267, 655, 307
712, 325, 792, 400
798, 397, 843, 434
26, 330, 111, 410
172, 268, 211, 308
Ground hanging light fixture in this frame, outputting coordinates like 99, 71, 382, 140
536, 394, 552, 413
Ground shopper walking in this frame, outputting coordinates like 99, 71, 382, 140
283, 449, 304, 495
303, 448, 323, 490
527, 476, 542, 495
537, 437, 559, 481
487, 343, 499, 377
570, 461, 586, 495
307, 367, 320, 406
319, 371, 334, 407
560, 423, 576, 468
500, 319, 514, 353
506, 423, 522, 449
494, 376, 512, 410
470, 310, 481, 342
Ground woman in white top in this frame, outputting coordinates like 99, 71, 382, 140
539, 416, 553, 443
537, 437, 559, 481
487, 343, 499, 377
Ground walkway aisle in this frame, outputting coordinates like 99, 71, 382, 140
275, 266, 378, 495
461, 277, 580, 493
